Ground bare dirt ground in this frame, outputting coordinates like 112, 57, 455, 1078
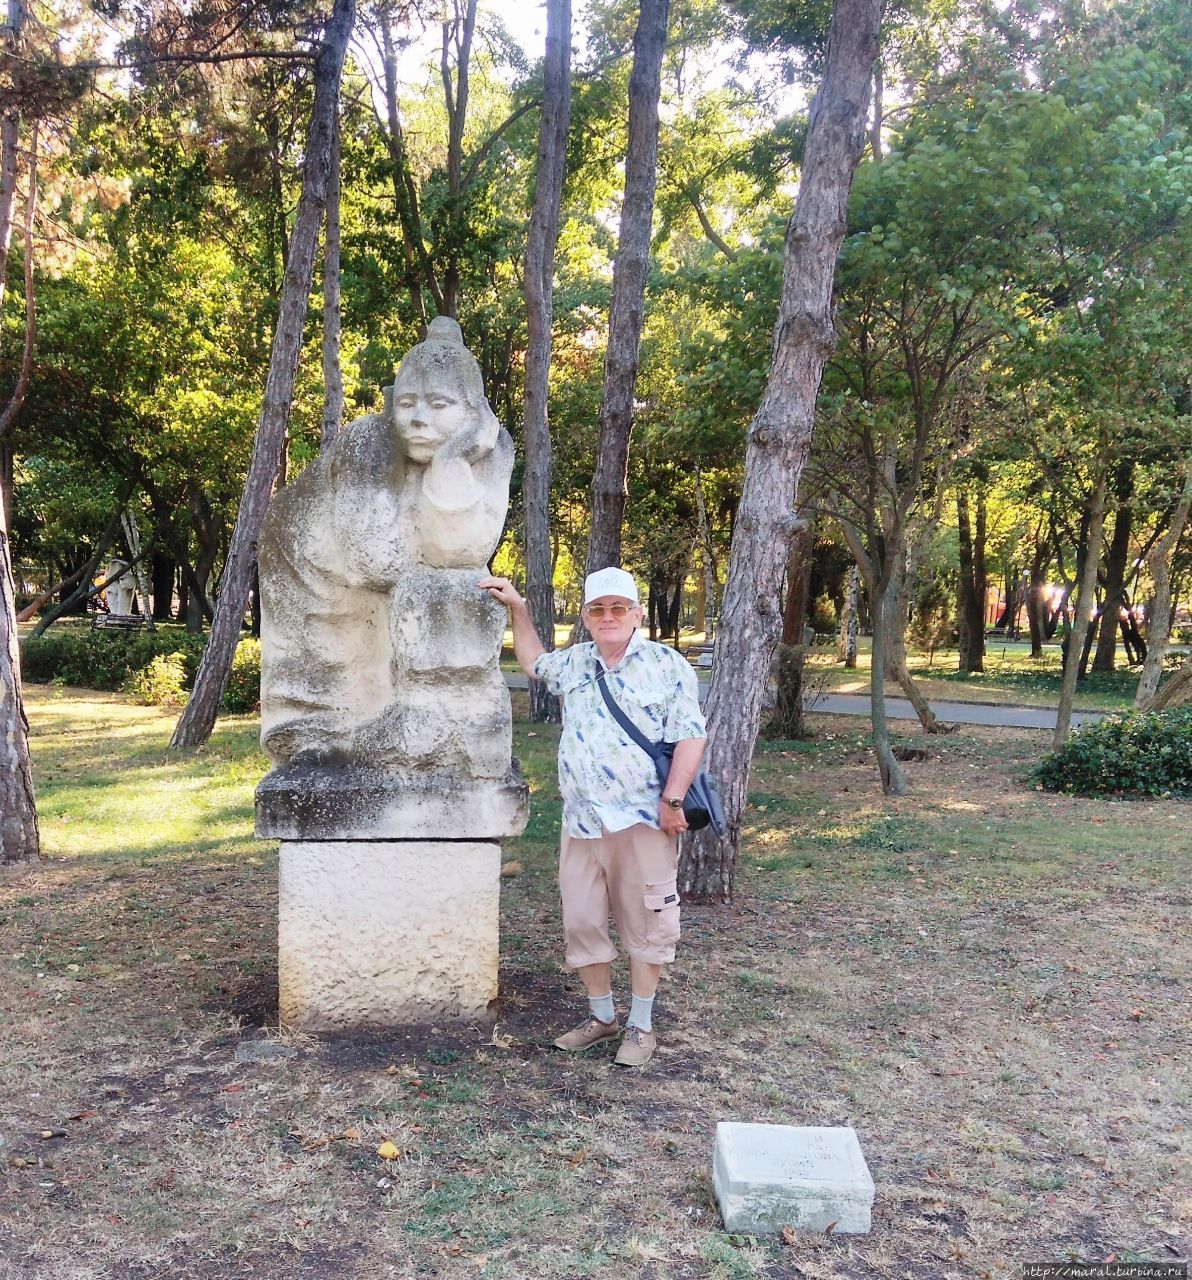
1, 691, 1188, 1280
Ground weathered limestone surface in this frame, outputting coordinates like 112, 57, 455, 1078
255, 316, 528, 836
713, 1123, 875, 1234
278, 840, 501, 1028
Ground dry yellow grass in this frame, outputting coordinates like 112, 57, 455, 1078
0, 687, 1188, 1279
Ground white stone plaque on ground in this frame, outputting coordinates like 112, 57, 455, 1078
713, 1122, 875, 1234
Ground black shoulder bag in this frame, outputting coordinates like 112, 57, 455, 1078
595, 667, 726, 838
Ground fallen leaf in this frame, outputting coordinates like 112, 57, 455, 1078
824, 1221, 838, 1235
376, 1140, 401, 1161
302, 1136, 332, 1152
385, 1065, 399, 1076
294, 1217, 311, 1228
221, 1084, 244, 1094
67, 1110, 98, 1121
500, 861, 523, 877
567, 1146, 588, 1166
781, 1225, 797, 1246
342, 1127, 361, 1141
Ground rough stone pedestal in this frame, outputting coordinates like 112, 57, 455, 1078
713, 1122, 875, 1234
278, 840, 501, 1029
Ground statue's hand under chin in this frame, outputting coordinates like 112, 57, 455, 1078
421, 410, 499, 512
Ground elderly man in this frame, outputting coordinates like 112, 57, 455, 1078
479, 567, 706, 1067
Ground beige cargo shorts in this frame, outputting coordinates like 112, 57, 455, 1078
558, 823, 680, 968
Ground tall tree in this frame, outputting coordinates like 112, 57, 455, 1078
679, 0, 881, 902
322, 111, 344, 450
582, 0, 669, 579
1134, 457, 1192, 708
0, 0, 40, 864
170, 0, 356, 749
522, 0, 571, 723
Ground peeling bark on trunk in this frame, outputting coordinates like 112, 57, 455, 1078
1054, 473, 1107, 749
583, 0, 669, 578
1136, 460, 1192, 708
678, 0, 880, 901
170, 0, 356, 750
522, 0, 571, 725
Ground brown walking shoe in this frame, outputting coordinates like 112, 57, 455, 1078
613, 1024, 656, 1067
552, 1017, 621, 1052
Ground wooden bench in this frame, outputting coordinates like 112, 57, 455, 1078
91, 613, 146, 631
685, 644, 715, 669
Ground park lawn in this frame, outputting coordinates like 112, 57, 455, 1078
805, 641, 1143, 713
1, 688, 1188, 1280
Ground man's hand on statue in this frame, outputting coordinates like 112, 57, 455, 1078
478, 576, 523, 608
659, 799, 688, 835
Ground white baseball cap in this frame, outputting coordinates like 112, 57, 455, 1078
583, 567, 639, 606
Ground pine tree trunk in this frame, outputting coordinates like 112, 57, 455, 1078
1092, 461, 1134, 673
678, 0, 880, 902
1135, 460, 1192, 708
0, 0, 39, 865
1055, 473, 1108, 748
956, 486, 986, 672
583, 0, 669, 578
1, 496, 38, 864
769, 524, 813, 739
523, 0, 571, 724
871, 569, 906, 795
170, 0, 356, 750
321, 109, 344, 450
841, 563, 859, 667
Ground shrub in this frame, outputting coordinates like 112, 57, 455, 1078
125, 652, 190, 707
222, 638, 261, 713
809, 593, 837, 635
1034, 707, 1192, 797
20, 628, 207, 691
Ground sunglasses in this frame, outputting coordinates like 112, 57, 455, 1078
583, 603, 635, 618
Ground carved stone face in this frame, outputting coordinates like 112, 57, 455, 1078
391, 373, 471, 464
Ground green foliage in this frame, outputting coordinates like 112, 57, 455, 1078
222, 639, 261, 714
809, 592, 837, 634
1034, 708, 1192, 797
124, 651, 189, 707
21, 628, 260, 714
20, 628, 206, 691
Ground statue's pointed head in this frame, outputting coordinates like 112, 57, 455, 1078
388, 317, 499, 463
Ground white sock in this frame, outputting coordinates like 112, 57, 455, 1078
588, 992, 615, 1024
629, 992, 654, 1032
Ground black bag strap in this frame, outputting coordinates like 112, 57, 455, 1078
594, 666, 660, 761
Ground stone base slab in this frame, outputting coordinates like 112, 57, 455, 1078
278, 840, 501, 1029
713, 1123, 875, 1234
257, 763, 528, 841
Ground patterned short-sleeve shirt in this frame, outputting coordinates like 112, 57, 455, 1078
533, 631, 707, 839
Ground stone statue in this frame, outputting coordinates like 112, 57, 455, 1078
255, 316, 527, 842
106, 559, 135, 616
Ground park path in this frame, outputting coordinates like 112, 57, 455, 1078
502, 673, 1105, 730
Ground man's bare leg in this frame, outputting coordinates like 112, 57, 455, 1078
577, 961, 612, 1000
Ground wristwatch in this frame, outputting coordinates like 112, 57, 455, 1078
663, 795, 684, 809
